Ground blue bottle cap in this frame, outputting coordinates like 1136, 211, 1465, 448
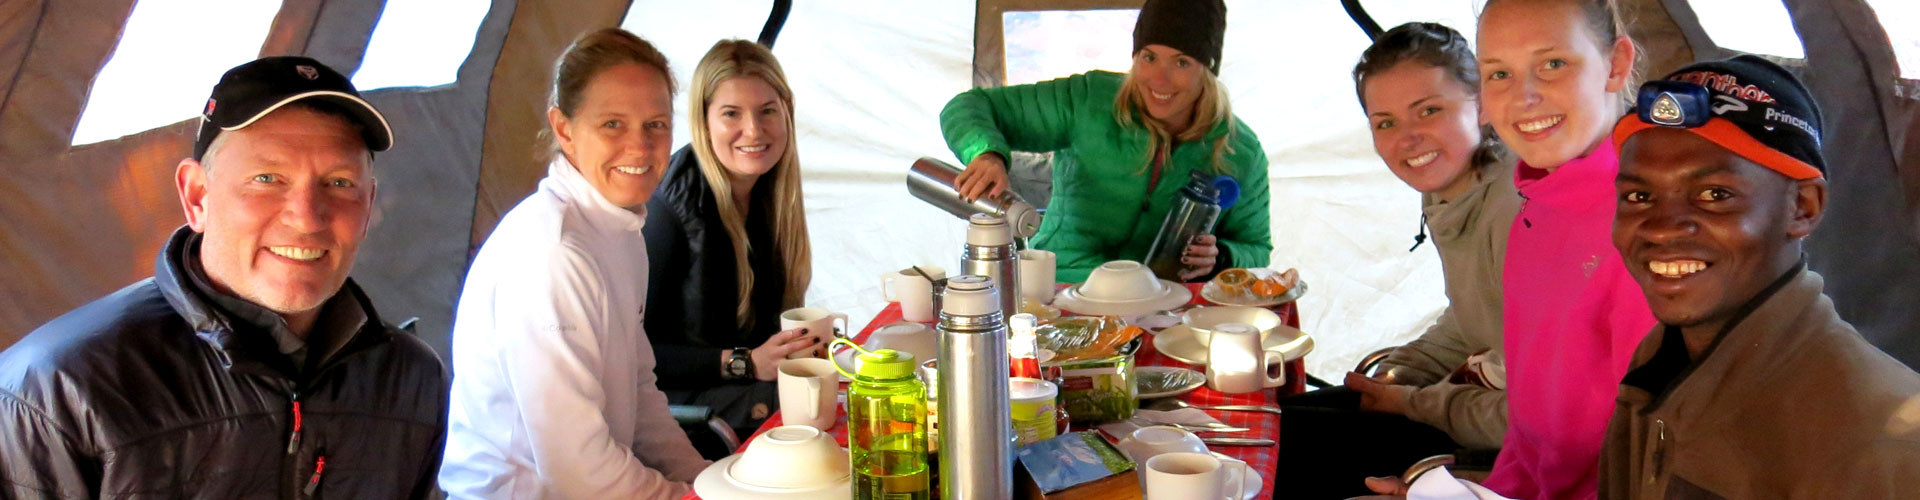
1211, 175, 1240, 209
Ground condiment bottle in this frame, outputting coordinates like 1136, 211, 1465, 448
1008, 313, 1041, 379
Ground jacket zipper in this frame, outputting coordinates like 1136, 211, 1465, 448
304, 453, 327, 498
287, 398, 303, 455
1647, 419, 1668, 487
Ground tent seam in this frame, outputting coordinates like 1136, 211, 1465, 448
0, 0, 55, 141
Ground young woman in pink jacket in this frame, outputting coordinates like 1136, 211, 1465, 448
1472, 0, 1656, 499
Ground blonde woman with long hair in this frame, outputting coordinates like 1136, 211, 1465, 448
940, 0, 1270, 282
643, 39, 814, 451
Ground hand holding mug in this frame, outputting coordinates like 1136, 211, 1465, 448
752, 328, 819, 381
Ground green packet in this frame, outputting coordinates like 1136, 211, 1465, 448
1016, 431, 1135, 494
1044, 354, 1137, 423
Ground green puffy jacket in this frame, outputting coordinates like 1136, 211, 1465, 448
940, 71, 1272, 283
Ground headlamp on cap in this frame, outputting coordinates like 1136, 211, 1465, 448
1636, 80, 1714, 129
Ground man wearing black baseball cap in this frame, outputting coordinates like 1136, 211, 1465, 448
0, 56, 448, 498
1601, 55, 1920, 499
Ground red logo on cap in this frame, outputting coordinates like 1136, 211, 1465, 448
204, 99, 216, 117
297, 65, 319, 80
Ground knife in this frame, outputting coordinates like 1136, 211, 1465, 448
1194, 404, 1283, 415
1202, 437, 1276, 447
1168, 423, 1251, 433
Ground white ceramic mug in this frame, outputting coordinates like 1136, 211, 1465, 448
881, 266, 947, 322
1144, 452, 1247, 500
780, 307, 850, 359
1017, 249, 1056, 305
777, 358, 839, 430
1205, 322, 1287, 394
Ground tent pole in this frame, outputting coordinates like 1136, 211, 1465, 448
1341, 0, 1384, 41
758, 0, 793, 48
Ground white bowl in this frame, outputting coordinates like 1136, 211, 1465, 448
1079, 261, 1165, 301
1114, 425, 1207, 463
1182, 306, 1282, 344
866, 322, 937, 364
726, 426, 850, 490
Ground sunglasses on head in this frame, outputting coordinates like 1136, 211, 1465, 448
1635, 80, 1714, 129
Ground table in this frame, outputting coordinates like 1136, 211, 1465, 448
685, 283, 1303, 500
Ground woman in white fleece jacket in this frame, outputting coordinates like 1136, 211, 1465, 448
440, 28, 710, 499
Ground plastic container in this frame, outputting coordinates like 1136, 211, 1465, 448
833, 339, 931, 500
1009, 377, 1059, 446
1144, 172, 1240, 281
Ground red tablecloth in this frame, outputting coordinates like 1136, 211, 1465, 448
686, 283, 1301, 500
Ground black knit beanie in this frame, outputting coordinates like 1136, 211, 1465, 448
1132, 0, 1227, 74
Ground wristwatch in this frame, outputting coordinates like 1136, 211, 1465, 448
724, 347, 753, 380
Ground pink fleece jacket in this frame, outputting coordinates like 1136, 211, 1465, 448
1483, 139, 1655, 500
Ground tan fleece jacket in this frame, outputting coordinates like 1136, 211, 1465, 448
1379, 164, 1521, 449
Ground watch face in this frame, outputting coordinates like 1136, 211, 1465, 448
728, 353, 749, 377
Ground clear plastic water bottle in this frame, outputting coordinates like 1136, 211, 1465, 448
1144, 172, 1240, 281
833, 339, 930, 500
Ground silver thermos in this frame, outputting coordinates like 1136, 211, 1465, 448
936, 275, 1013, 500
961, 214, 1021, 315
907, 157, 1042, 239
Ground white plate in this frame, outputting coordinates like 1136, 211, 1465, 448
1135, 366, 1206, 399
1201, 273, 1307, 308
693, 451, 853, 500
1152, 324, 1314, 366
1053, 280, 1193, 317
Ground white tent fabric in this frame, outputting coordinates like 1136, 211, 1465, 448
628, 0, 1451, 381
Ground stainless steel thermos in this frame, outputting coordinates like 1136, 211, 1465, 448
935, 276, 1012, 500
961, 214, 1021, 316
906, 157, 1042, 239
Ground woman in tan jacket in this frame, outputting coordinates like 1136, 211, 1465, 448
1276, 22, 1520, 499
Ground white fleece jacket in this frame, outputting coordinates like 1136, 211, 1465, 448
440, 156, 709, 499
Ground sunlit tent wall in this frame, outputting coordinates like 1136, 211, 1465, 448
3, 0, 1918, 380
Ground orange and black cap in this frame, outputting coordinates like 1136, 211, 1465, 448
1613, 55, 1824, 180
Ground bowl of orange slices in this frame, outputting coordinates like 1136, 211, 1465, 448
1201, 268, 1305, 307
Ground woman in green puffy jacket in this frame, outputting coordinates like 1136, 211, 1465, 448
939, 0, 1271, 283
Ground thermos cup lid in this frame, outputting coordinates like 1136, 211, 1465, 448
941, 275, 1001, 317
966, 214, 1012, 246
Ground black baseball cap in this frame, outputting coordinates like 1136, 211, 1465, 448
193, 56, 393, 161
1613, 55, 1825, 179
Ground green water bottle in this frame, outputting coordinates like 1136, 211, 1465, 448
832, 339, 931, 500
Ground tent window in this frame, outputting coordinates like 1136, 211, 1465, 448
1002, 9, 1137, 86
1355, 0, 1483, 45
70, 0, 282, 146
1867, 0, 1920, 79
352, 0, 491, 90
1686, 0, 1805, 59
